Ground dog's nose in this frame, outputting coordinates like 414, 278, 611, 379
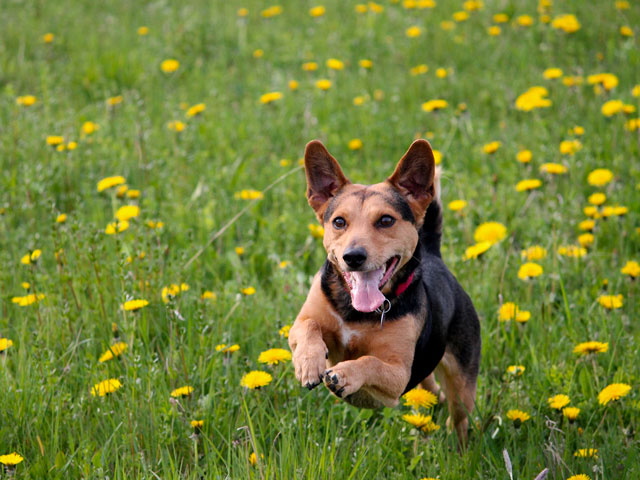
343, 247, 367, 269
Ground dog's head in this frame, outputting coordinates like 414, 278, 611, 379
304, 139, 436, 313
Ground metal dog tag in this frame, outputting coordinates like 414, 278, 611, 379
376, 298, 391, 328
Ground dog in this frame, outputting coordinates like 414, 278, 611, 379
288, 139, 481, 444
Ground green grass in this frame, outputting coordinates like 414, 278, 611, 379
1, 0, 639, 478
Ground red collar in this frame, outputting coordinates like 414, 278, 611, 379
395, 271, 415, 296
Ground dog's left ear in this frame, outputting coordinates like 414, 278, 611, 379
387, 139, 435, 222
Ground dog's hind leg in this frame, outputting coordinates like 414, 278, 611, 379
435, 351, 477, 447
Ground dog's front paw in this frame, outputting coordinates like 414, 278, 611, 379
323, 361, 363, 398
293, 344, 328, 390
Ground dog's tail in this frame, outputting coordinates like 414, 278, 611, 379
420, 166, 442, 256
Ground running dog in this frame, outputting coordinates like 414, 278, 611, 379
288, 139, 481, 443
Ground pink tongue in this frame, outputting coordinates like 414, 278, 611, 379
350, 268, 385, 312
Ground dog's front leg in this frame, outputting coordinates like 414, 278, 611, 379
323, 356, 410, 407
289, 317, 328, 390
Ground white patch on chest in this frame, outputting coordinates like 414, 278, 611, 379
329, 309, 360, 347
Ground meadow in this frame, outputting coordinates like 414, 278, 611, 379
1, 0, 639, 478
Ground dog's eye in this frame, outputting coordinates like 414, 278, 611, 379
377, 215, 395, 228
332, 217, 347, 229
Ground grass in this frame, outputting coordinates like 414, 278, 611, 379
1, 0, 639, 478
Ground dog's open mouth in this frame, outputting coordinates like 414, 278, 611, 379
343, 256, 400, 312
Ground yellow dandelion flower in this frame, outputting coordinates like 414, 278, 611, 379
563, 407, 580, 421
288, 80, 298, 90
516, 150, 532, 163
578, 233, 594, 248
548, 394, 570, 410
435, 68, 448, 78
516, 179, 542, 192
105, 220, 129, 234
168, 120, 186, 132
515, 86, 551, 111
521, 245, 547, 261
506, 365, 525, 376
121, 299, 149, 311
359, 59, 373, 69
578, 219, 595, 231
16, 95, 37, 106
551, 14, 580, 33
258, 348, 292, 365
107, 95, 123, 106
494, 13, 509, 23
499, 302, 518, 321
326, 58, 344, 70
261, 5, 283, 18
216, 343, 240, 354
279, 325, 291, 338
557, 245, 587, 258
598, 383, 631, 405
260, 92, 283, 104
97, 175, 126, 192
543, 68, 563, 79
237, 8, 249, 17
201, 290, 216, 300
473, 222, 507, 245
574, 449, 598, 458
453, 11, 469, 22
98, 342, 128, 363
448, 200, 467, 212
518, 262, 543, 280
516, 15, 534, 26
587, 169, 613, 187
573, 341, 608, 355
241, 286, 256, 295
587, 73, 618, 91
540, 163, 567, 175
115, 205, 140, 222
402, 413, 440, 433
583, 206, 600, 219
11, 293, 45, 307
487, 26, 502, 36
91, 378, 122, 396
235, 246, 245, 256
588, 192, 606, 206
278, 260, 290, 269
126, 189, 140, 199
235, 189, 264, 200
241, 370, 273, 389
186, 103, 206, 117
82, 121, 99, 135
559, 139, 582, 155
421, 99, 448, 112
348, 139, 363, 150
406, 26, 422, 37
0, 453, 24, 466
137, 26, 149, 35
309, 5, 325, 17
191, 420, 204, 428
43, 33, 55, 43
161, 59, 180, 73
567, 475, 590, 480
483, 141, 501, 154
403, 388, 438, 409
506, 409, 530, 425
432, 150, 442, 165
462, 241, 492, 260
302, 62, 318, 71
309, 223, 324, 238
0, 338, 14, 352
315, 79, 332, 90
171, 386, 194, 398
46, 135, 64, 146
621, 260, 640, 278
620, 26, 633, 37
597, 294, 623, 309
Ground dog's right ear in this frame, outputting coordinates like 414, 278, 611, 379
304, 140, 350, 220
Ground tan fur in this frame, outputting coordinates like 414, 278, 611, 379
290, 139, 475, 446
321, 183, 419, 295
435, 350, 477, 445
289, 274, 421, 408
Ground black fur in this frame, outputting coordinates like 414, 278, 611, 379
320, 194, 481, 393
